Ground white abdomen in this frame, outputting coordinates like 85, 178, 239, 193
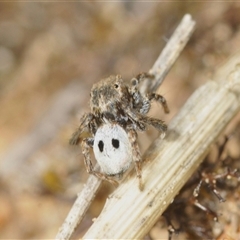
93, 123, 133, 175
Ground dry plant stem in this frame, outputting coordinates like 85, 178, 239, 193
83, 59, 240, 239
56, 166, 101, 240
55, 14, 195, 240
140, 14, 196, 93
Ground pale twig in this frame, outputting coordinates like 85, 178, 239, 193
83, 54, 240, 239
55, 14, 196, 240
140, 14, 196, 93
56, 165, 101, 240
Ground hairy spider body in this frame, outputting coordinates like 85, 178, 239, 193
70, 73, 169, 190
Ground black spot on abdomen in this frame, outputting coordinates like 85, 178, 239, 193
98, 140, 104, 152
112, 138, 119, 149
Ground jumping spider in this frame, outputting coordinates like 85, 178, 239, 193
70, 73, 169, 190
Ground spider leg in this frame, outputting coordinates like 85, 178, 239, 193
130, 72, 154, 91
135, 72, 155, 83
69, 113, 98, 145
130, 73, 169, 115
141, 115, 167, 137
127, 129, 143, 190
81, 138, 119, 186
130, 73, 153, 114
132, 72, 154, 94
130, 78, 143, 106
126, 109, 167, 135
147, 92, 170, 114
81, 137, 95, 172
138, 98, 151, 114
151, 117, 167, 132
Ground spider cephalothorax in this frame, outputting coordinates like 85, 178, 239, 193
70, 73, 169, 190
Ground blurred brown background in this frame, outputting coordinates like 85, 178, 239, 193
0, 2, 240, 239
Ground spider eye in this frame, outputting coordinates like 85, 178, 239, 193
98, 140, 104, 152
114, 84, 119, 89
112, 138, 120, 149
131, 78, 138, 86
